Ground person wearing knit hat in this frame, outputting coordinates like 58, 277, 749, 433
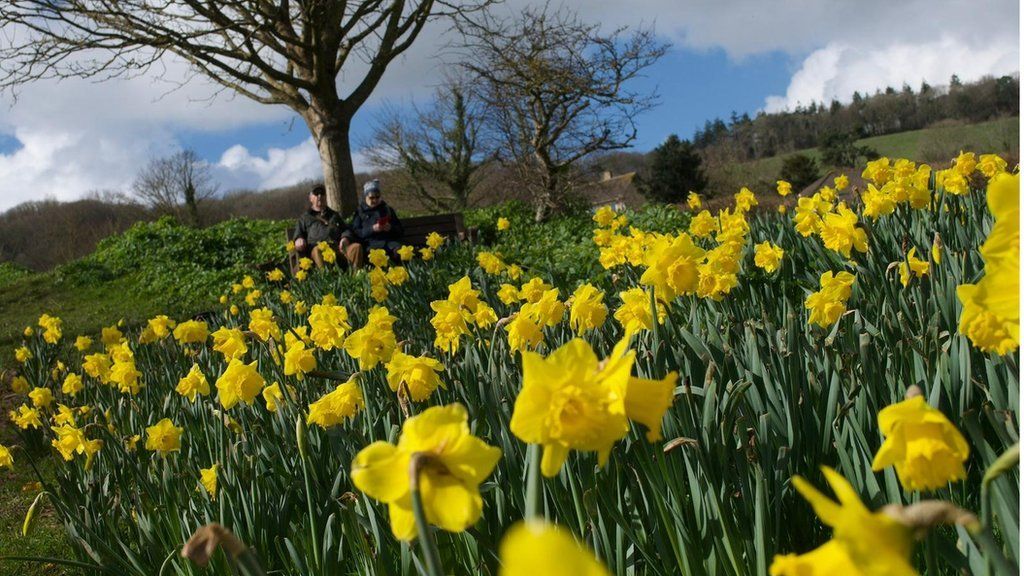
346, 179, 404, 268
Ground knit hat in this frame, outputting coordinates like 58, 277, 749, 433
363, 179, 381, 196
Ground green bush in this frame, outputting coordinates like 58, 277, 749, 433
0, 261, 31, 288
636, 134, 709, 202
819, 132, 880, 167
779, 153, 821, 191
55, 216, 287, 309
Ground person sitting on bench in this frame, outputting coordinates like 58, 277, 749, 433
292, 185, 356, 268
346, 179, 404, 267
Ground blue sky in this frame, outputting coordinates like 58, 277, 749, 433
0, 0, 1018, 211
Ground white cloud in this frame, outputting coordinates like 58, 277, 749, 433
0, 127, 146, 205
586, 0, 1019, 61
215, 139, 320, 190
0, 52, 301, 210
764, 36, 1020, 112
210, 140, 376, 192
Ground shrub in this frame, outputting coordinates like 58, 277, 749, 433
57, 216, 286, 309
0, 261, 31, 288
819, 132, 880, 167
778, 153, 821, 191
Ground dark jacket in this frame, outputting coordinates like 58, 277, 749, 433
293, 207, 345, 247
350, 201, 404, 249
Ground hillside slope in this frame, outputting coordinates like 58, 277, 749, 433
712, 116, 1019, 192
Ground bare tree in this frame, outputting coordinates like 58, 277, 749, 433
0, 1, 493, 214
363, 77, 494, 211
460, 6, 666, 220
133, 149, 217, 225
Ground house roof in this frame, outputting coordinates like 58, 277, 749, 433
577, 172, 646, 208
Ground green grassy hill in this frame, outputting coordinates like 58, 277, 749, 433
723, 116, 1019, 189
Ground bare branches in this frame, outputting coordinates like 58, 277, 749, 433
0, 1, 492, 109
133, 149, 218, 225
0, 0, 497, 211
363, 76, 495, 211
459, 4, 666, 219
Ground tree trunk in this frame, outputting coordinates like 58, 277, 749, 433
532, 152, 555, 222
533, 198, 548, 222
306, 108, 359, 216
184, 184, 200, 226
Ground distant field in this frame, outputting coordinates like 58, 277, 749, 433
733, 116, 1019, 186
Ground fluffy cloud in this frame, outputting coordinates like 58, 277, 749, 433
213, 140, 379, 192
586, 0, 1019, 60
215, 139, 321, 191
0, 126, 156, 204
0, 52, 298, 210
764, 36, 1020, 112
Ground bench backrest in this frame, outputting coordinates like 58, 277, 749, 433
399, 213, 467, 246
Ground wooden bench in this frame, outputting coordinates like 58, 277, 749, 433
281, 212, 472, 274
399, 213, 471, 246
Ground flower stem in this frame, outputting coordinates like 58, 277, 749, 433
296, 417, 321, 573
968, 523, 1018, 576
410, 453, 444, 576
979, 443, 1019, 576
525, 443, 542, 520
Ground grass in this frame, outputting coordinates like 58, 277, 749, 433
859, 117, 1020, 160
0, 273, 209, 366
0, 460, 83, 576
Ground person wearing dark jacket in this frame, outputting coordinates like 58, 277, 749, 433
293, 185, 352, 268
347, 179, 404, 266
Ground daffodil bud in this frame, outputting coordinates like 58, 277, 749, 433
295, 415, 308, 460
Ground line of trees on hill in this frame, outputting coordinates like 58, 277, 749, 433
693, 75, 1019, 163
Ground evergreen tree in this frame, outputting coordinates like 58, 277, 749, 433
779, 153, 820, 191
820, 133, 879, 168
638, 135, 708, 203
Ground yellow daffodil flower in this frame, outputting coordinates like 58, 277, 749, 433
770, 467, 916, 576
215, 359, 266, 409
499, 521, 611, 576
898, 248, 929, 287
307, 376, 364, 428
176, 364, 210, 402
805, 271, 856, 327
145, 418, 183, 456
872, 396, 969, 491
386, 351, 446, 401
754, 241, 785, 273
351, 403, 501, 541
569, 284, 608, 334
200, 464, 219, 500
